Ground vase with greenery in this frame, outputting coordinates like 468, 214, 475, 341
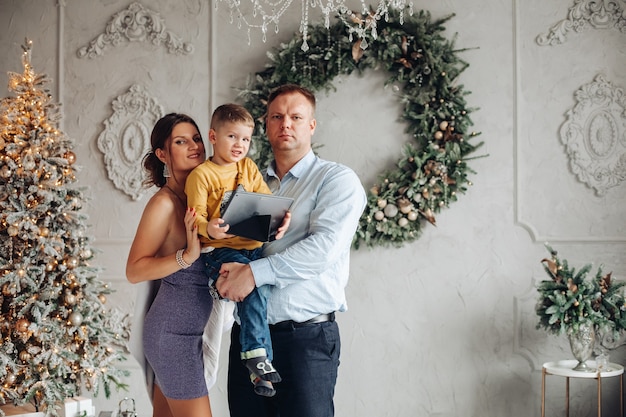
536, 245, 626, 370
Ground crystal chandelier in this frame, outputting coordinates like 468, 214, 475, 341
217, 0, 414, 51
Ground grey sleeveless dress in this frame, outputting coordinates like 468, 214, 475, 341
143, 259, 213, 399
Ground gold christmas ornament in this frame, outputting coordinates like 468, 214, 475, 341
2, 283, 16, 296
19, 351, 31, 362
64, 291, 77, 305
383, 204, 399, 218
64, 151, 76, 164
15, 318, 30, 333
397, 198, 412, 214
65, 256, 79, 269
0, 165, 12, 178
4, 372, 17, 385
68, 311, 83, 326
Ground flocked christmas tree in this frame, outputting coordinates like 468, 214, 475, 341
0, 40, 129, 414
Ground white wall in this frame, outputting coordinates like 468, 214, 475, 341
1, 0, 625, 416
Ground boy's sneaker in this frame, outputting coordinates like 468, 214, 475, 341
243, 356, 282, 383
250, 373, 276, 397
208, 278, 226, 301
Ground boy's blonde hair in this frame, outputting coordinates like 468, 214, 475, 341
210, 103, 255, 130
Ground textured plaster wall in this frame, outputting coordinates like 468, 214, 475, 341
1, 0, 625, 416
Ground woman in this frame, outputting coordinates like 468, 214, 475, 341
126, 113, 222, 417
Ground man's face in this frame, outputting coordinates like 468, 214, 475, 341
265, 92, 316, 155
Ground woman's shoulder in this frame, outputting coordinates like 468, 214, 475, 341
143, 188, 177, 219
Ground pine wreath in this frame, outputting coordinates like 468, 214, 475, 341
237, 8, 483, 248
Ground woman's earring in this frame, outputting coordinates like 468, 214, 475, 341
163, 164, 171, 178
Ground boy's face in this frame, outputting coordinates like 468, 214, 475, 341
209, 121, 253, 165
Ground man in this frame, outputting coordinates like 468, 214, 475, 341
217, 83, 367, 417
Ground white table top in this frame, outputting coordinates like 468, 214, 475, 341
543, 360, 624, 378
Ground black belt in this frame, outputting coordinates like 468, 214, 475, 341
270, 312, 335, 330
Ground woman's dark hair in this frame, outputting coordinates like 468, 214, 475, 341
142, 113, 202, 188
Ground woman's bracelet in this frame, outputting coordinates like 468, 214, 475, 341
176, 249, 192, 269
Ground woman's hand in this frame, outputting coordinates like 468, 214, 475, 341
184, 207, 201, 263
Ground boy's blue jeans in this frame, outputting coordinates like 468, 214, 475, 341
203, 247, 273, 360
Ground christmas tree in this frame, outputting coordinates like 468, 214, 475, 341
0, 40, 129, 414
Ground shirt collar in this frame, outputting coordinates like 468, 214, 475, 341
267, 149, 315, 180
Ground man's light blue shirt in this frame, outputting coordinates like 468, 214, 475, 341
249, 150, 366, 324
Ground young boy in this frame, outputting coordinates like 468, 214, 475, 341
185, 103, 288, 397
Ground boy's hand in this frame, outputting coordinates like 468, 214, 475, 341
207, 217, 234, 240
274, 210, 291, 240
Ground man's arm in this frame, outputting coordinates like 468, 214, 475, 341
218, 165, 365, 299
256, 166, 366, 287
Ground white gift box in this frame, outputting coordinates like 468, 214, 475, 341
60, 397, 95, 417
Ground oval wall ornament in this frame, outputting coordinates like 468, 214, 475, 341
97, 84, 163, 200
560, 74, 626, 196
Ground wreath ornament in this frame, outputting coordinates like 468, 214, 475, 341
237, 8, 483, 249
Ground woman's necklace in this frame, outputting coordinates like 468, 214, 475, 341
164, 184, 186, 207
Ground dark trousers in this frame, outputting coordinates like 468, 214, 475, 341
227, 320, 341, 417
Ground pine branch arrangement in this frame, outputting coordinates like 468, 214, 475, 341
0, 40, 129, 415
536, 245, 626, 337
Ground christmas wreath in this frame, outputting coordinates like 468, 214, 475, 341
237, 8, 483, 248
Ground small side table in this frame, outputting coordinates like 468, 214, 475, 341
542, 360, 624, 417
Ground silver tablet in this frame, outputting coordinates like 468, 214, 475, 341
221, 189, 294, 242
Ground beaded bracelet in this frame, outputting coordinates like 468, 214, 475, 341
176, 249, 192, 269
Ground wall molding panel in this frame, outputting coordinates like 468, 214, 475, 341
97, 84, 163, 200
76, 2, 194, 58
560, 74, 626, 196
536, 0, 626, 46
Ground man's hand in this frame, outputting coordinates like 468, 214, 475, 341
274, 211, 291, 240
217, 262, 256, 302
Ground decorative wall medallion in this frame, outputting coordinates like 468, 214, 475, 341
97, 84, 163, 200
536, 0, 626, 45
559, 74, 626, 196
77, 2, 194, 58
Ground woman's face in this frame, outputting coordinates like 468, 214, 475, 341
166, 122, 206, 174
